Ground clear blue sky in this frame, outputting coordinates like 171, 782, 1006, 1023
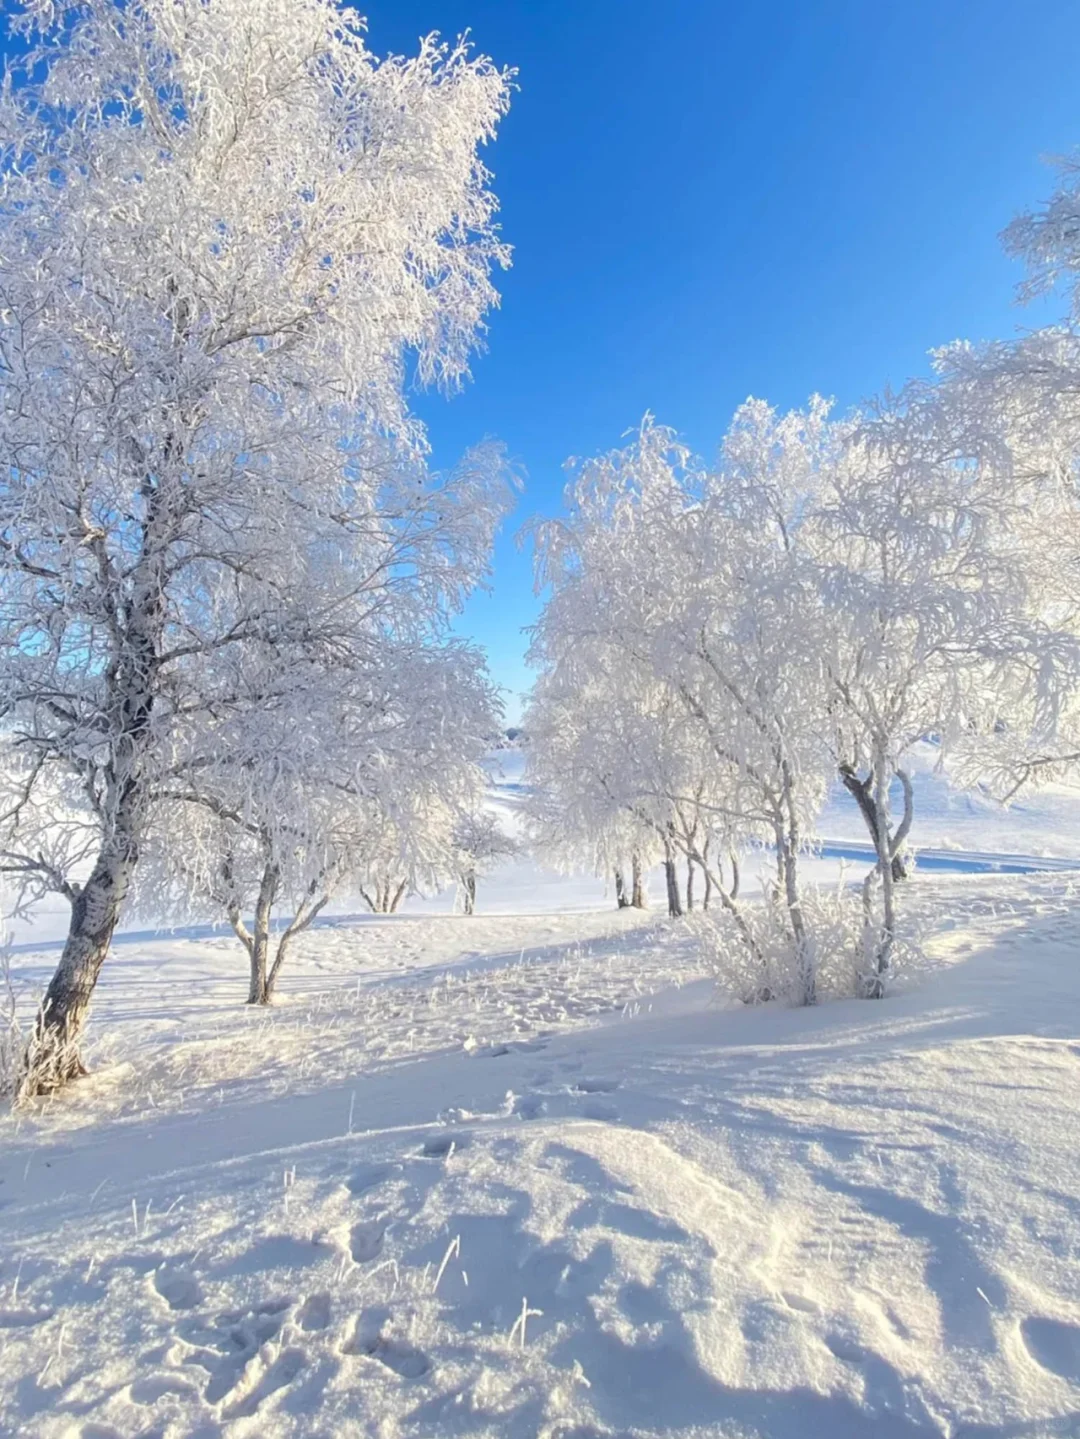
358, 0, 1080, 723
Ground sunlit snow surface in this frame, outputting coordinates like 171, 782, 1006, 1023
2, 754, 1080, 1437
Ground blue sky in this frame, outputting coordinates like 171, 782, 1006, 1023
5, 3, 1079, 721
358, 0, 1080, 722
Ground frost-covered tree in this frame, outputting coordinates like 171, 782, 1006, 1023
529, 409, 836, 1000
139, 638, 497, 1002
807, 388, 1074, 983
0, 0, 512, 1088
894, 158, 1080, 799
453, 809, 518, 915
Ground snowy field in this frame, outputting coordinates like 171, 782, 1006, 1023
3, 763, 1080, 1437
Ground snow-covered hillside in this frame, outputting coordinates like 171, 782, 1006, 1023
3, 762, 1080, 1437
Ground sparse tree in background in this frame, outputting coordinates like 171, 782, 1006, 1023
0, 0, 513, 1089
139, 638, 498, 1002
453, 810, 518, 915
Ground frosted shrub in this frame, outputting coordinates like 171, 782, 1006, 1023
692, 882, 925, 1006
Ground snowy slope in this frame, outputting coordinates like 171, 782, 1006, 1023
3, 760, 1080, 1437
2, 876, 1080, 1435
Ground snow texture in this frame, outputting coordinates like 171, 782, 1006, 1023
3, 761, 1080, 1437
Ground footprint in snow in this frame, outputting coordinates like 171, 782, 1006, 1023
1020, 1316, 1080, 1382
345, 1327, 430, 1378
296, 1292, 332, 1330
223, 1346, 307, 1419
780, 1291, 821, 1315
129, 1373, 199, 1405
573, 1077, 620, 1094
349, 1221, 385, 1264
152, 1266, 203, 1312
421, 1131, 471, 1158
346, 1162, 399, 1196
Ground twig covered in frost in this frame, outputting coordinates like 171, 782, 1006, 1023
432, 1235, 461, 1294
508, 1296, 543, 1349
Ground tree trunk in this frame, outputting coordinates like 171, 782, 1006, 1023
631, 852, 646, 909
614, 866, 630, 909
864, 757, 896, 999
839, 764, 908, 881
462, 870, 476, 916
28, 834, 138, 1093
685, 856, 695, 912
777, 764, 814, 1006
246, 863, 279, 1005
663, 834, 683, 918
700, 840, 712, 911
247, 933, 269, 1005
27, 471, 171, 1091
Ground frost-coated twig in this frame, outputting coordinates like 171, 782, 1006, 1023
508, 1296, 543, 1349
432, 1235, 461, 1294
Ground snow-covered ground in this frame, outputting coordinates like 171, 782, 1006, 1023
3, 761, 1080, 1437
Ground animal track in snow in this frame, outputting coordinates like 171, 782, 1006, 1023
1020, 1316, 1080, 1382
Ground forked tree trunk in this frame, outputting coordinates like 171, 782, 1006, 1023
631, 852, 646, 909
238, 862, 279, 1005
361, 877, 408, 914
231, 863, 330, 1006
839, 764, 909, 881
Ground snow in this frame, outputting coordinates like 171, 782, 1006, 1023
3, 765, 1080, 1436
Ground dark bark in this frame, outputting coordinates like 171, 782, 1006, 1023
28, 459, 172, 1091
462, 870, 477, 915
360, 877, 408, 914
685, 856, 695, 912
839, 764, 908, 881
30, 836, 137, 1091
